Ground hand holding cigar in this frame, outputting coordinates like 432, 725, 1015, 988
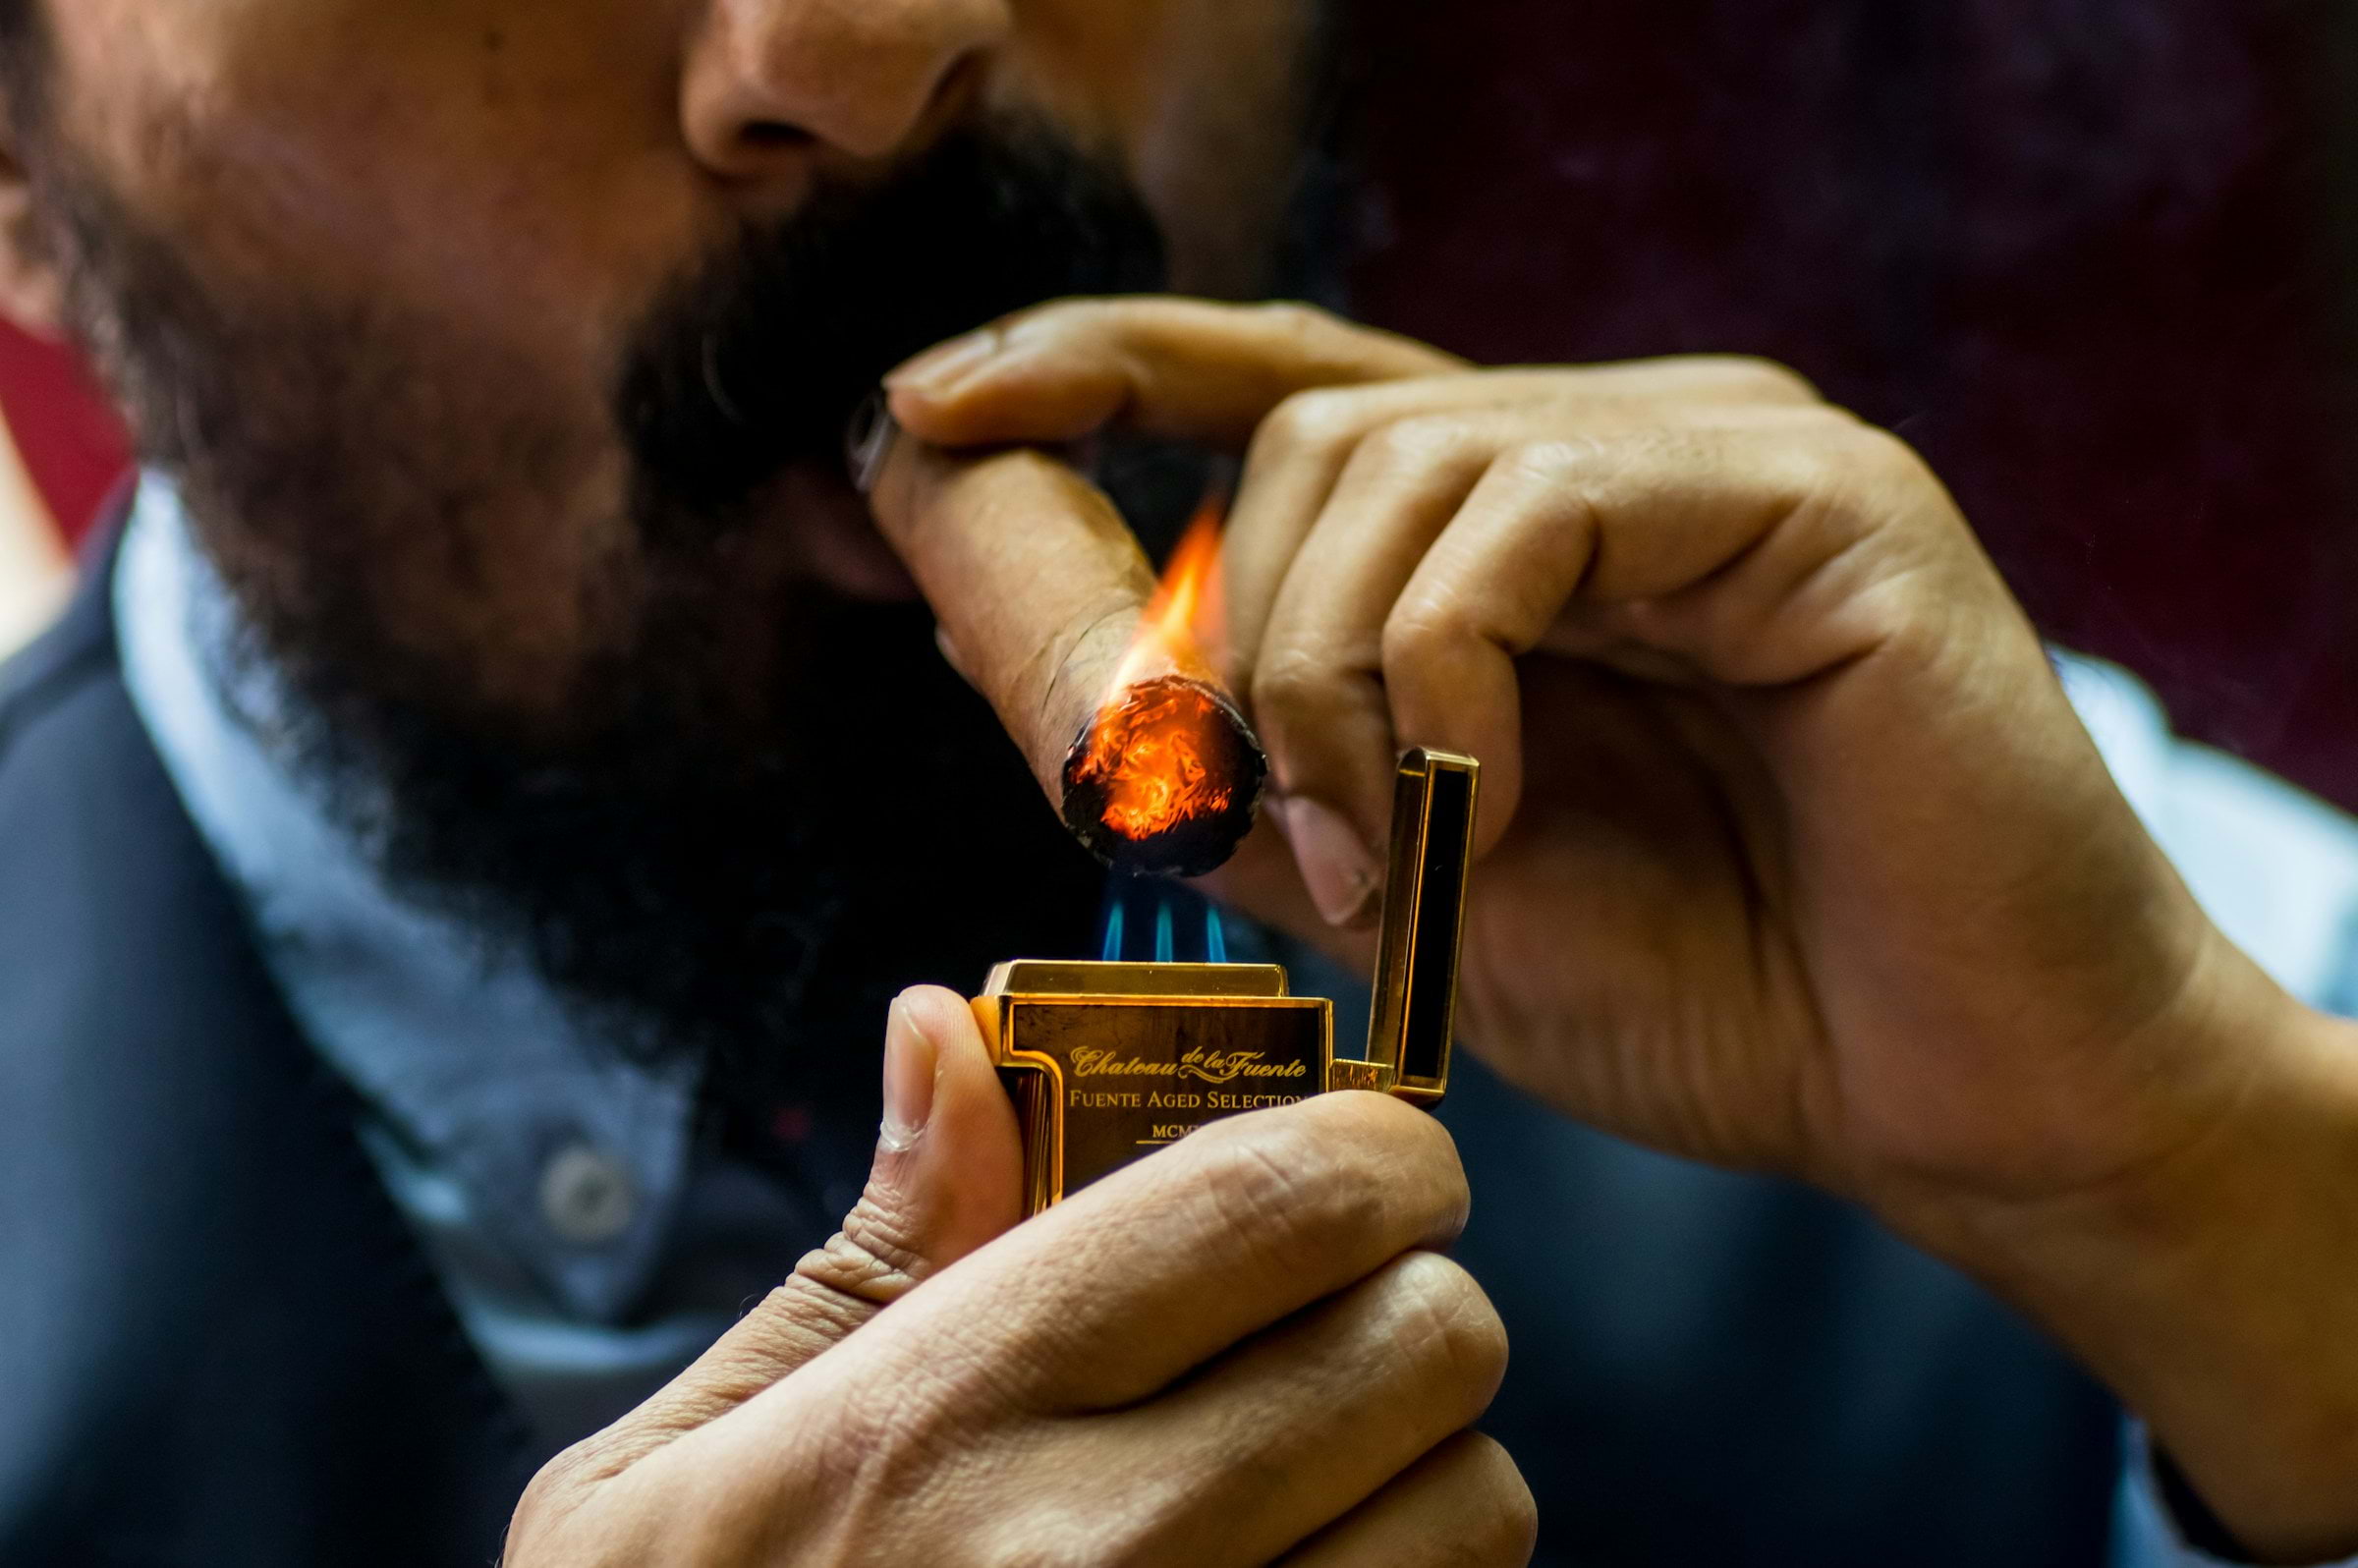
859, 301, 1458, 882
871, 298, 2358, 1563
857, 422, 1264, 876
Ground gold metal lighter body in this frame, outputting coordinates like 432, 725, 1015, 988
973, 749, 1480, 1215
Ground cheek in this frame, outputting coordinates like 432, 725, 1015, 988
1010, 0, 1317, 295
53, 0, 708, 410
1011, 0, 1312, 130
38, 2, 745, 706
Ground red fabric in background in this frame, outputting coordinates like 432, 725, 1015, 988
0, 320, 129, 547
6, 0, 2356, 809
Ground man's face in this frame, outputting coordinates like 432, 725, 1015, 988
0, 0, 1328, 1076
18, 0, 1319, 709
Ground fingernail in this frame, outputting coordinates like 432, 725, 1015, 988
933, 624, 974, 684
1282, 797, 1379, 927
844, 391, 899, 496
886, 328, 1003, 395
879, 996, 940, 1152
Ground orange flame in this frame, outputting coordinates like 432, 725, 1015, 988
1078, 682, 1234, 840
1108, 499, 1226, 695
1072, 500, 1237, 845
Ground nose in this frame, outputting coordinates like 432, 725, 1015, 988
682, 0, 1013, 177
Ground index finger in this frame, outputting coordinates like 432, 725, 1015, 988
884, 297, 1469, 450
842, 1090, 1471, 1413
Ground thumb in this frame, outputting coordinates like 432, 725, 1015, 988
787, 983, 1028, 1328
604, 987, 1024, 1446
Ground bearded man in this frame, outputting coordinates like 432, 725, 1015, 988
2, 3, 2356, 1566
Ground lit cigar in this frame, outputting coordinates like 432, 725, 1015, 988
854, 406, 1266, 876
973, 747, 1482, 1214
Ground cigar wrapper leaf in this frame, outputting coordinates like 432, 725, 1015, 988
858, 409, 1266, 875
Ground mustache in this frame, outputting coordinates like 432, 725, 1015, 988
616, 121, 1169, 533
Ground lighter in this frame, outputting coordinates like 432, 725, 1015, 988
972, 749, 1480, 1216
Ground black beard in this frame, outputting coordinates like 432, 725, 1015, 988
326, 586, 1118, 1118
38, 117, 1186, 1113
621, 122, 1168, 532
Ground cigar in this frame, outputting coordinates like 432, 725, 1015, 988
853, 402, 1265, 876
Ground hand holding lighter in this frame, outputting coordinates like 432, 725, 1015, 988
972, 749, 1480, 1215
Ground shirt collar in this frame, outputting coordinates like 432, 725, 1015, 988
112, 475, 699, 1323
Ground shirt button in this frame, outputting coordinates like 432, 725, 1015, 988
539, 1143, 637, 1247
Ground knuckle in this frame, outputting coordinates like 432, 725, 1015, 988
1688, 353, 1822, 403
1380, 600, 1463, 681
1322, 1073, 1469, 1191
1813, 421, 1936, 509
1499, 436, 1594, 481
1848, 421, 1924, 476
505, 1438, 625, 1561
1193, 1112, 1389, 1267
829, 1191, 928, 1288
1250, 641, 1344, 724
1361, 412, 1473, 470
506, 1467, 562, 1542
758, 1270, 870, 1351
1466, 1437, 1543, 1565
1053, 293, 1135, 330
1251, 298, 1344, 342
1255, 386, 1365, 461
1821, 417, 1916, 472
987, 295, 1096, 352
1303, 1092, 1467, 1223
1393, 1253, 1510, 1397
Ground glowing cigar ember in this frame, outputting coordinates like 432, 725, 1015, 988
853, 412, 1265, 875
1060, 506, 1266, 876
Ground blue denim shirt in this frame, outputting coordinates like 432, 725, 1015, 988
115, 475, 2358, 1564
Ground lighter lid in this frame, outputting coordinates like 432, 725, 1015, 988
1363, 749, 1481, 1102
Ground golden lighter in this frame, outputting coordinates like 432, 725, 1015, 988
972, 749, 1480, 1215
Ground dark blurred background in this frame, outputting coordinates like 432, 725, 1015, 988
1345, 0, 2358, 805
13, 0, 2358, 803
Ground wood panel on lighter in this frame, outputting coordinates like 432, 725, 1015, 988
0, 411, 69, 658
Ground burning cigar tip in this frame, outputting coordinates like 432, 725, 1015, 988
854, 410, 1262, 874
1061, 674, 1267, 878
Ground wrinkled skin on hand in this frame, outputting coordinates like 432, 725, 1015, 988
505, 987, 1535, 1568
882, 299, 2358, 1562
882, 299, 2240, 1212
